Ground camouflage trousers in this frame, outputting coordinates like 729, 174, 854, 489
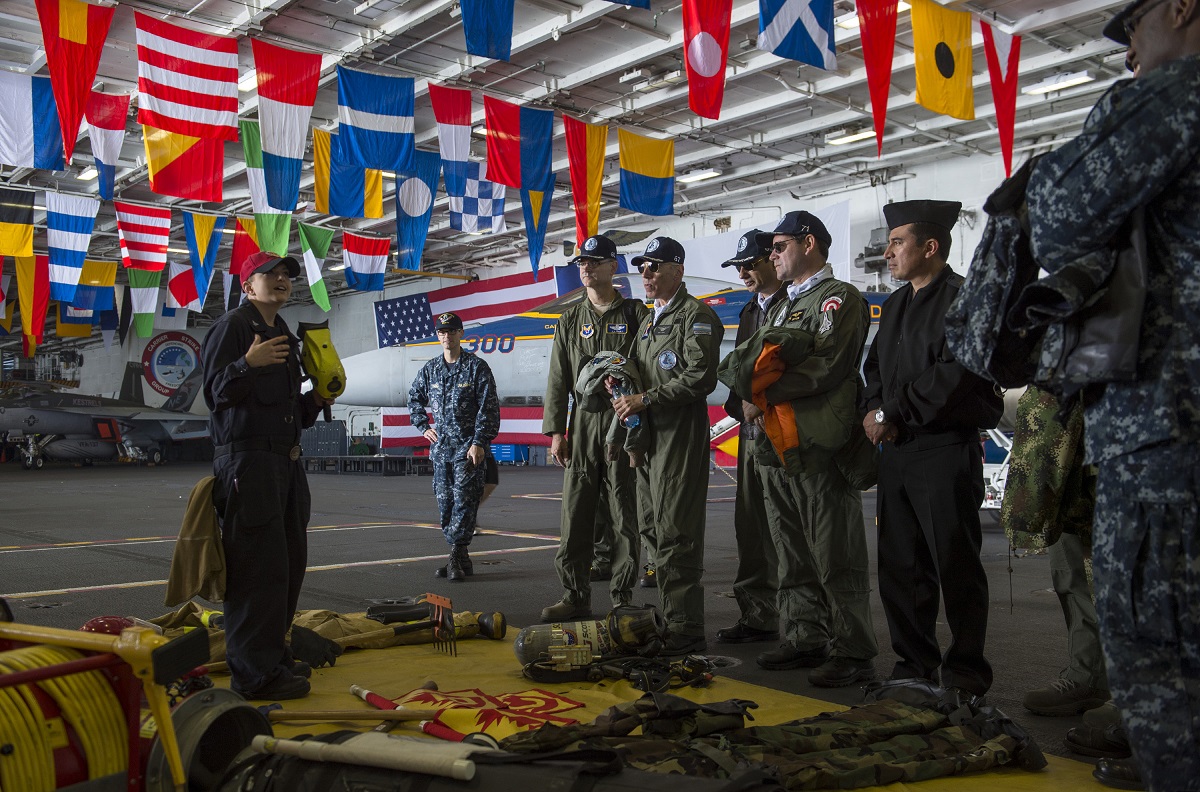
1094, 444, 1200, 792
499, 691, 1041, 789
432, 442, 486, 546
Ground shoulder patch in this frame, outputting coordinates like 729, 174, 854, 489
692, 322, 712, 336
821, 296, 843, 312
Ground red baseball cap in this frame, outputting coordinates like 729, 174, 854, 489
238, 250, 300, 282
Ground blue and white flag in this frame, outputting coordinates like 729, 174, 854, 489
461, 0, 514, 61
336, 66, 415, 171
449, 161, 506, 235
46, 192, 99, 303
602, 0, 649, 7
520, 174, 556, 279
757, 0, 838, 71
0, 72, 65, 170
374, 293, 435, 347
395, 150, 442, 272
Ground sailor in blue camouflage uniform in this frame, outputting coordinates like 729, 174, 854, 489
408, 311, 501, 582
1027, 3, 1200, 790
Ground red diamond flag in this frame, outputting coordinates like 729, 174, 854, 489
682, 0, 733, 120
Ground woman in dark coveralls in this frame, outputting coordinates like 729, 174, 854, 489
201, 251, 334, 701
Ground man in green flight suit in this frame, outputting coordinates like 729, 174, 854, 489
540, 234, 649, 621
753, 211, 878, 686
612, 236, 725, 655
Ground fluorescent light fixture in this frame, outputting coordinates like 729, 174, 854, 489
237, 71, 257, 93
354, 0, 403, 20
1022, 70, 1095, 95
836, 1, 909, 29
619, 68, 649, 84
167, 247, 190, 254
448, 2, 461, 18
633, 69, 685, 93
677, 167, 721, 184
328, 262, 349, 271
825, 128, 877, 146
77, 166, 98, 181
471, 125, 487, 137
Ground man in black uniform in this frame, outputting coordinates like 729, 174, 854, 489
201, 250, 333, 700
715, 230, 786, 645
862, 200, 1002, 698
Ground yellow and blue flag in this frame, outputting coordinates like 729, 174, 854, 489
520, 174, 556, 280
618, 129, 674, 217
179, 211, 226, 310
313, 127, 384, 219
71, 259, 117, 311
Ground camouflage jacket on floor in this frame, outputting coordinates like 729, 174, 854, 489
499, 691, 1043, 790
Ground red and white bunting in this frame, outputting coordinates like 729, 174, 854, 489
133, 12, 239, 141
114, 201, 171, 271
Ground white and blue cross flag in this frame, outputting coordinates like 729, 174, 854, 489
757, 0, 838, 71
336, 65, 415, 171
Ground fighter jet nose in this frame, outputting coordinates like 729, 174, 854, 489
339, 347, 409, 408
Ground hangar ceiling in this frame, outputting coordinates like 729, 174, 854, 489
0, 0, 1129, 354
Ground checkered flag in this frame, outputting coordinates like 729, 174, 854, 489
449, 161, 507, 234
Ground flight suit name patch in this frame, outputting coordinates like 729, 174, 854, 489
607, 323, 627, 334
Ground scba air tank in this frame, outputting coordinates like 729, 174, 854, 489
512, 620, 612, 666
512, 606, 667, 665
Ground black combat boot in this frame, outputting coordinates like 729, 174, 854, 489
435, 546, 474, 578
446, 544, 470, 582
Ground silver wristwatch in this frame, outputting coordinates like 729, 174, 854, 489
641, 393, 651, 407
874, 408, 886, 424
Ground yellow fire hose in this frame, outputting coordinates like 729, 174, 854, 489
0, 622, 200, 791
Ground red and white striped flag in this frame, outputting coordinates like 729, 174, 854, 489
342, 231, 389, 292
427, 269, 557, 326
133, 12, 239, 141
114, 201, 171, 271
381, 406, 548, 448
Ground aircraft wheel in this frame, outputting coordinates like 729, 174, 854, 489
32, 457, 44, 470
149, 448, 163, 465
22, 459, 32, 470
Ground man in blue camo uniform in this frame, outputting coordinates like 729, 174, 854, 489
1028, 2, 1200, 789
408, 311, 501, 581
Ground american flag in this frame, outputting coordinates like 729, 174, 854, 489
374, 293, 435, 348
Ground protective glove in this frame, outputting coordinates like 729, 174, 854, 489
289, 624, 343, 668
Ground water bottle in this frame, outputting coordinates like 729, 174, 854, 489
611, 383, 640, 428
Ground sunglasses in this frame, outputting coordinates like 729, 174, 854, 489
1124, 0, 1168, 38
736, 260, 767, 273
636, 260, 677, 274
770, 238, 799, 254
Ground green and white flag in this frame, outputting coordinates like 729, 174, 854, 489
127, 269, 162, 338
298, 223, 334, 312
239, 119, 291, 256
